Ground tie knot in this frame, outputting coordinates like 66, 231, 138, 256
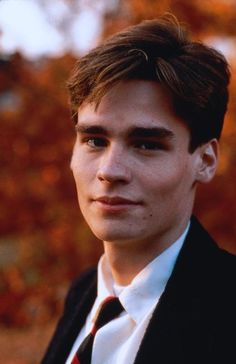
73, 296, 124, 364
94, 296, 124, 331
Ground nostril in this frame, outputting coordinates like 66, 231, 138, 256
96, 165, 131, 184
98, 174, 106, 182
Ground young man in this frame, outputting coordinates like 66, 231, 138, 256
42, 17, 236, 364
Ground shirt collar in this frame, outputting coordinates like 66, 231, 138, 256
91, 222, 190, 325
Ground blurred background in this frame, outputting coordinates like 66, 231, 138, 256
0, 0, 236, 363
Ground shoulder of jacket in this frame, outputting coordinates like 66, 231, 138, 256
64, 267, 97, 309
217, 247, 236, 272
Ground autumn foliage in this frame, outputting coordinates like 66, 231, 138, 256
0, 0, 236, 362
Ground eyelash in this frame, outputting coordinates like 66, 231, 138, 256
83, 137, 107, 148
133, 141, 164, 150
81, 137, 165, 151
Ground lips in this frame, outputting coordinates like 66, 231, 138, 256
94, 196, 139, 205
92, 196, 141, 213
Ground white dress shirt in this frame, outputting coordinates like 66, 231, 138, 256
66, 223, 189, 364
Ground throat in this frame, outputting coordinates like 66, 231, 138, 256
103, 239, 168, 286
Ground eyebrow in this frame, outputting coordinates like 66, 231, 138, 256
75, 124, 175, 140
75, 124, 109, 136
128, 127, 174, 140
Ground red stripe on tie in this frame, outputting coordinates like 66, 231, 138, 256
93, 296, 115, 324
72, 356, 80, 364
72, 296, 124, 364
91, 297, 117, 336
102, 296, 115, 304
91, 324, 97, 336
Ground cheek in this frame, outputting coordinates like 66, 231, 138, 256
71, 148, 91, 179
71, 158, 99, 210
146, 161, 193, 198
71, 158, 88, 198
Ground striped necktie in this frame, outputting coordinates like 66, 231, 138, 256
72, 296, 124, 364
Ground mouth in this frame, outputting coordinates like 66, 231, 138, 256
96, 196, 139, 204
92, 196, 141, 212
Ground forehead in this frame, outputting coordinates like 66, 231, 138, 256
77, 80, 188, 135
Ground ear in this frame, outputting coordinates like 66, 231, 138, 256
195, 139, 219, 184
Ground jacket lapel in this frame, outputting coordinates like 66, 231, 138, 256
134, 217, 219, 364
42, 270, 97, 364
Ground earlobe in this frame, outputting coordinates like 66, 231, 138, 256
195, 139, 219, 184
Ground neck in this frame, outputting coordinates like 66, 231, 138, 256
103, 219, 190, 286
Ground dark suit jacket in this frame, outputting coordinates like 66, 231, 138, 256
42, 217, 236, 363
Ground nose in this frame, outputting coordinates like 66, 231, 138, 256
96, 144, 131, 184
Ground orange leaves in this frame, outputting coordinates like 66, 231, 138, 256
41, 166, 61, 185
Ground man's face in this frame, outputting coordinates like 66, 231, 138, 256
71, 80, 202, 249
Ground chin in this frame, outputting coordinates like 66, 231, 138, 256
92, 231, 126, 243
90, 226, 135, 243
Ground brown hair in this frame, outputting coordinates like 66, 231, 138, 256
67, 16, 230, 151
